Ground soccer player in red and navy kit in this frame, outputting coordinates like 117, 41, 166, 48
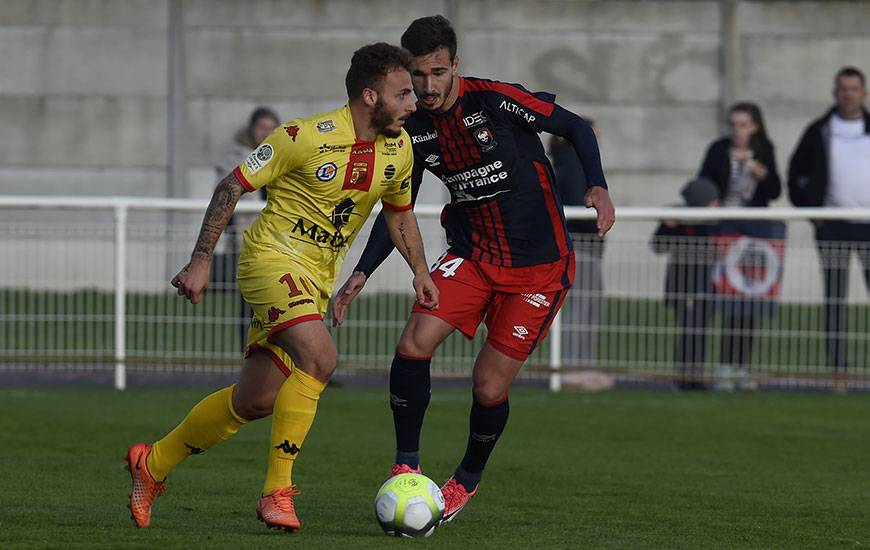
332, 16, 615, 524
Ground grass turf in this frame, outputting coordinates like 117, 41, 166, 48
0, 387, 868, 549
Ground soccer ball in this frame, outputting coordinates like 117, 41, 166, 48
374, 473, 445, 537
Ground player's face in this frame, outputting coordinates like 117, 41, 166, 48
371, 68, 417, 138
411, 47, 459, 113
728, 111, 757, 149
834, 75, 867, 118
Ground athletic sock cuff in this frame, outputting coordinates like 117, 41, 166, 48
226, 384, 250, 425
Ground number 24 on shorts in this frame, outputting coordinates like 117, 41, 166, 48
430, 252, 464, 278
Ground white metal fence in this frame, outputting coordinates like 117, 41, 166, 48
2, 197, 870, 392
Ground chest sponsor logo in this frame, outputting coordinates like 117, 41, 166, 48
316, 119, 336, 133
521, 293, 551, 309
331, 198, 356, 231
315, 162, 337, 182
292, 217, 351, 250
412, 131, 437, 144
244, 143, 274, 174
462, 110, 488, 128
383, 164, 396, 180
473, 127, 497, 152
442, 160, 509, 199
499, 100, 537, 123
425, 154, 440, 167
318, 143, 348, 154
285, 125, 300, 141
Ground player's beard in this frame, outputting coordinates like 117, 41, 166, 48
372, 98, 401, 139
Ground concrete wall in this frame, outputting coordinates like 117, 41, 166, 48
2, 0, 869, 295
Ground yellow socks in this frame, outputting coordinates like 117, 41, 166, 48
147, 385, 248, 481
262, 368, 327, 495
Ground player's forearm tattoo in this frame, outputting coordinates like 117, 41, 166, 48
191, 173, 243, 262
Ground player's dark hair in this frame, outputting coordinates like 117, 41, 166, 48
345, 42, 413, 99
834, 66, 866, 88
728, 102, 772, 157
401, 15, 457, 59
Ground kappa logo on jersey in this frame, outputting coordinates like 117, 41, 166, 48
512, 326, 529, 340
267, 306, 286, 323
521, 293, 551, 309
462, 110, 488, 128
473, 127, 497, 152
316, 162, 337, 182
425, 154, 440, 166
285, 125, 300, 141
331, 198, 356, 231
499, 100, 537, 123
316, 119, 336, 133
245, 143, 274, 174
383, 164, 396, 180
412, 131, 437, 144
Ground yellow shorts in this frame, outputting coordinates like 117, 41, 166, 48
237, 253, 330, 375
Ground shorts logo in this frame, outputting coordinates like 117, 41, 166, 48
316, 162, 337, 182
285, 125, 300, 141
473, 127, 497, 152
245, 143, 274, 174
267, 306, 285, 323
316, 119, 336, 133
383, 164, 396, 180
425, 154, 440, 166
288, 298, 315, 308
512, 325, 529, 340
521, 293, 551, 309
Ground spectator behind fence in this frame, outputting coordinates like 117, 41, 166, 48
788, 66, 870, 372
549, 120, 605, 369
213, 107, 280, 287
698, 102, 781, 391
651, 178, 720, 390
214, 107, 279, 349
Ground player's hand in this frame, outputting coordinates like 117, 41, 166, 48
585, 186, 616, 237
331, 271, 367, 327
170, 258, 210, 304
413, 273, 439, 311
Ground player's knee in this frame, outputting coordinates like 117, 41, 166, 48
396, 328, 435, 358
232, 390, 274, 421
296, 348, 338, 382
472, 383, 509, 407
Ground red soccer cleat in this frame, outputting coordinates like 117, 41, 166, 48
439, 476, 477, 524
257, 486, 302, 532
124, 443, 167, 528
389, 463, 422, 478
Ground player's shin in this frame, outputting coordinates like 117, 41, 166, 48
390, 353, 432, 469
148, 384, 248, 481
454, 395, 510, 491
262, 368, 326, 495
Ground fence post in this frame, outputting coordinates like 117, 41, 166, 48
114, 203, 128, 390
549, 309, 562, 392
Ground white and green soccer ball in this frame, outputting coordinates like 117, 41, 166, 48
374, 473, 445, 538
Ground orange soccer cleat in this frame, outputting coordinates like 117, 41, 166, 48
439, 477, 478, 524
257, 486, 302, 532
124, 443, 166, 528
389, 463, 422, 478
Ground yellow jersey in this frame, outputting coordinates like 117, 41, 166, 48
233, 104, 413, 290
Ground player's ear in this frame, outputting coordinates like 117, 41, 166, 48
362, 87, 378, 108
452, 54, 460, 75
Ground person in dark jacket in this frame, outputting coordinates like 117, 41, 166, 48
652, 178, 720, 390
788, 66, 870, 372
697, 102, 781, 389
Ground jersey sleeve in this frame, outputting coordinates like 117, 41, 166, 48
233, 120, 309, 192
466, 78, 556, 130
380, 139, 413, 211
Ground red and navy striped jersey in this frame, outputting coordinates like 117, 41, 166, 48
404, 76, 606, 267
353, 76, 607, 276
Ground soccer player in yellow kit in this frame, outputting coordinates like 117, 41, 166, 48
124, 43, 439, 532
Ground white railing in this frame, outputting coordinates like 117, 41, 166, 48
2, 196, 869, 392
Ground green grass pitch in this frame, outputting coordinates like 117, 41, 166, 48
1, 387, 868, 548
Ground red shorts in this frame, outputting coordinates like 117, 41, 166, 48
412, 251, 575, 360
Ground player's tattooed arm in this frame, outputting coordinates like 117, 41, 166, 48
383, 208, 439, 310
170, 171, 245, 304
191, 172, 245, 262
